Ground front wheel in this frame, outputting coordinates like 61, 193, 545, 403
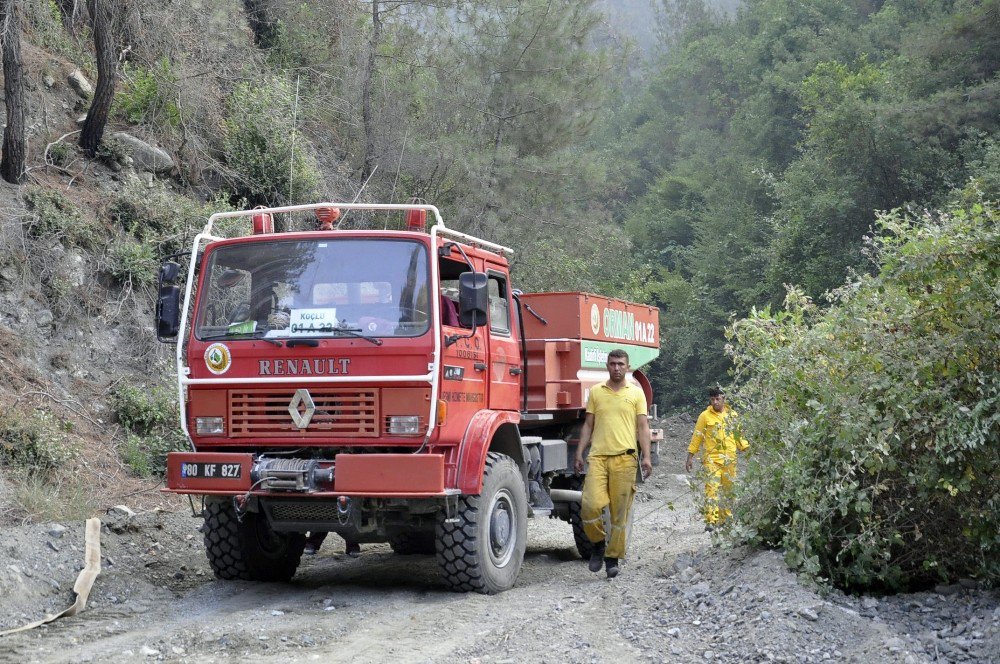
202, 497, 305, 581
436, 452, 527, 594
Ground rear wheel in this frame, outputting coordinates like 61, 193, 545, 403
436, 452, 526, 594
566, 476, 596, 560
202, 497, 305, 581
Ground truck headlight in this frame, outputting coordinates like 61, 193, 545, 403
386, 415, 421, 435
195, 417, 225, 435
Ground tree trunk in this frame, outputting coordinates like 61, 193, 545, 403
79, 0, 118, 158
1, 0, 27, 184
360, 0, 382, 183
242, 0, 278, 49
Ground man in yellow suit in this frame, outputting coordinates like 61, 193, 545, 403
574, 349, 652, 579
686, 387, 749, 528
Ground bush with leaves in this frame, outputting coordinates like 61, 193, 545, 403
111, 384, 185, 478
106, 239, 158, 287
222, 78, 320, 207
107, 180, 208, 256
22, 186, 98, 248
0, 408, 77, 471
727, 195, 999, 591
113, 58, 181, 127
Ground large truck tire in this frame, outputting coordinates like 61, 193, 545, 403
388, 530, 436, 555
202, 497, 306, 582
436, 452, 527, 594
567, 476, 596, 560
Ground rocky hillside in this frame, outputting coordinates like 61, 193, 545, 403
0, 1, 269, 522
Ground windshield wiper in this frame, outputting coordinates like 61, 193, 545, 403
200, 331, 283, 347
328, 327, 383, 346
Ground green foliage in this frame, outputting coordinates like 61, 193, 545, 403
222, 78, 321, 207
264, 6, 335, 77
113, 384, 175, 434
95, 138, 130, 170
106, 239, 158, 286
728, 195, 1000, 590
111, 385, 185, 477
47, 141, 72, 167
113, 58, 181, 127
612, 0, 1000, 411
102, 183, 238, 288
107, 180, 207, 257
0, 409, 77, 471
22, 186, 98, 249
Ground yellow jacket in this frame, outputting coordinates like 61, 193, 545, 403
688, 405, 748, 465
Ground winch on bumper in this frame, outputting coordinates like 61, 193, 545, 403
164, 451, 447, 496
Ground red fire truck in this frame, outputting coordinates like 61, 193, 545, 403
155, 202, 660, 594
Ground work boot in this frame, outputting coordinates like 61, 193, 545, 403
587, 542, 606, 573
605, 557, 620, 579
346, 541, 361, 558
303, 543, 318, 556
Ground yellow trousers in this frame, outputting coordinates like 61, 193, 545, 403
703, 460, 736, 525
581, 454, 638, 559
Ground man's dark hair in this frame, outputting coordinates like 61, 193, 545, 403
608, 348, 629, 363
708, 387, 724, 398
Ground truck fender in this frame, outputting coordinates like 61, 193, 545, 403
455, 410, 525, 494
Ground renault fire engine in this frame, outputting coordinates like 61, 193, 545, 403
155, 202, 661, 594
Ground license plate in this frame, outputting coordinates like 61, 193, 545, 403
179, 461, 243, 480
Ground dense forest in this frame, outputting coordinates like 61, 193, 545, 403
0, 0, 996, 588
7, 0, 993, 407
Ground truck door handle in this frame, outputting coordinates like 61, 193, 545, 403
509, 367, 522, 375
474, 362, 487, 371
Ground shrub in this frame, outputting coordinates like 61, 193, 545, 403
114, 58, 181, 127
112, 384, 175, 435
22, 186, 97, 248
47, 141, 72, 167
96, 138, 129, 170
222, 78, 321, 207
106, 239, 158, 286
0, 409, 77, 471
112, 385, 185, 477
107, 181, 200, 257
727, 195, 999, 591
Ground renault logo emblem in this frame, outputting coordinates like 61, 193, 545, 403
288, 389, 316, 429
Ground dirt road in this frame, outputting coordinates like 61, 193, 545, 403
1, 422, 996, 663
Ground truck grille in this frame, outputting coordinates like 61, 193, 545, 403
230, 389, 379, 437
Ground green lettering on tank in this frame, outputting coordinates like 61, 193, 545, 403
581, 340, 659, 369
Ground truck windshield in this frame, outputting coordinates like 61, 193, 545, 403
194, 238, 430, 340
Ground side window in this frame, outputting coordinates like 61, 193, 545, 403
488, 274, 510, 335
439, 257, 467, 327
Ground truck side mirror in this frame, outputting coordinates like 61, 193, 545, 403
156, 261, 181, 342
160, 261, 180, 284
458, 272, 488, 328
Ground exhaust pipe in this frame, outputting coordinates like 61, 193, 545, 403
549, 489, 582, 503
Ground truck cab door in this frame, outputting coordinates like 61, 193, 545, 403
485, 269, 520, 411
439, 261, 488, 434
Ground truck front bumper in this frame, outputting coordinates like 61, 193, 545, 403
164, 451, 448, 497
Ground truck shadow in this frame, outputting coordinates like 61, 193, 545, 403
288, 543, 584, 593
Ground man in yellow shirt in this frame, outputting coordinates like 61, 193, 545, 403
686, 388, 749, 527
574, 349, 652, 578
